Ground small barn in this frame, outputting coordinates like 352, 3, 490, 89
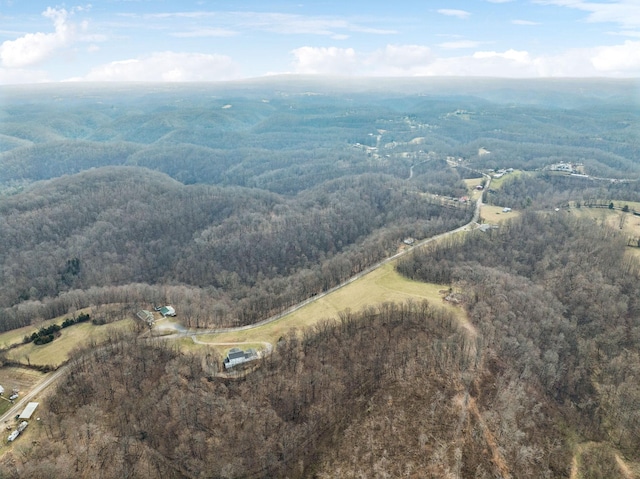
19, 402, 38, 420
137, 310, 155, 326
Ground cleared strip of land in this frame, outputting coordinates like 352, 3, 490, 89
198, 262, 460, 347
6, 319, 136, 368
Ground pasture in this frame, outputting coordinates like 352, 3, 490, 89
200, 262, 459, 346
6, 319, 136, 368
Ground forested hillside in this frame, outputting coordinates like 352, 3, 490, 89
0, 166, 471, 330
5, 211, 639, 478
2, 78, 639, 194
0, 78, 639, 478
397, 212, 640, 474
1, 78, 638, 332
0, 302, 570, 478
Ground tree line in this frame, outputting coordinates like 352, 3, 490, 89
0, 300, 569, 478
398, 211, 640, 462
0, 166, 472, 331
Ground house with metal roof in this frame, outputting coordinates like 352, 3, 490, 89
224, 347, 258, 369
19, 402, 38, 420
158, 306, 176, 317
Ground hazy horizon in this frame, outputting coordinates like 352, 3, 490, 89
1, 1, 640, 85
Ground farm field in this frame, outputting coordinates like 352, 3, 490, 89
6, 319, 136, 368
0, 307, 97, 349
569, 204, 640, 239
199, 262, 459, 347
481, 204, 521, 224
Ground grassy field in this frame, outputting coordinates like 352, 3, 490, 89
569, 205, 640, 239
480, 204, 521, 224
201, 262, 460, 347
0, 367, 46, 416
0, 307, 96, 350
488, 170, 525, 190
568, 205, 640, 261
6, 319, 136, 368
463, 178, 485, 201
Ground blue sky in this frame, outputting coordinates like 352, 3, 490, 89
1, 0, 639, 83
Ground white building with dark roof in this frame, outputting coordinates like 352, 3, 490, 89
224, 347, 258, 369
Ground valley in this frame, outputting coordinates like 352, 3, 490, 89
0, 78, 639, 477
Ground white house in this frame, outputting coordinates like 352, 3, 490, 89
224, 348, 258, 369
550, 163, 574, 173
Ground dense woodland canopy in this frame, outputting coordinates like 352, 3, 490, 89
0, 78, 639, 478
1, 78, 638, 330
0, 166, 471, 330
4, 211, 639, 478
398, 212, 640, 465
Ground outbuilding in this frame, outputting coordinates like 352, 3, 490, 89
159, 306, 176, 317
19, 402, 38, 420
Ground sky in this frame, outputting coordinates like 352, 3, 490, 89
0, 0, 639, 84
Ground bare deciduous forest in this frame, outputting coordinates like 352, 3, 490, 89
0, 79, 639, 477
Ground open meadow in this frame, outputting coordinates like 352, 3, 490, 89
198, 262, 459, 348
480, 204, 521, 224
6, 319, 136, 368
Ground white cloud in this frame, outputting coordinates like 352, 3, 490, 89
135, 11, 396, 37
0, 6, 103, 69
0, 67, 49, 84
75, 51, 241, 82
535, 0, 640, 28
290, 46, 358, 75
367, 45, 434, 75
290, 42, 640, 78
171, 28, 238, 38
512, 19, 541, 25
0, 7, 75, 68
591, 40, 640, 73
473, 49, 530, 61
437, 9, 471, 19
609, 30, 640, 37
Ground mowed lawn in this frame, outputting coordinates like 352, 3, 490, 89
202, 262, 461, 347
0, 367, 46, 416
0, 307, 95, 349
488, 169, 525, 189
569, 205, 640, 239
7, 319, 136, 368
481, 204, 521, 224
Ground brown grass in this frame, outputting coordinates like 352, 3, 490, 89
0, 307, 95, 349
202, 263, 459, 347
6, 319, 136, 368
0, 367, 45, 397
569, 206, 640, 239
480, 204, 521, 224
